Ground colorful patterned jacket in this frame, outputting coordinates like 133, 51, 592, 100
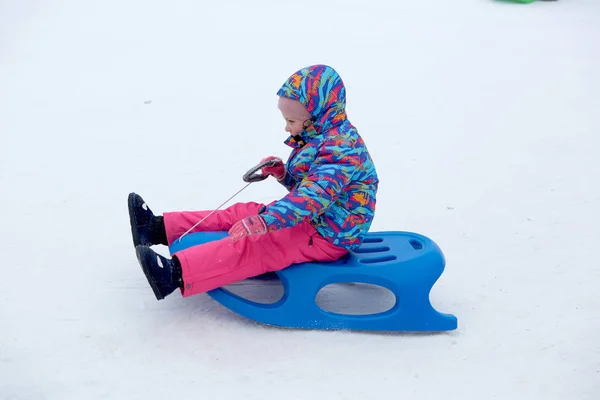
259, 65, 379, 251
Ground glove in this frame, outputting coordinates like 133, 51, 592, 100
228, 215, 268, 242
261, 156, 285, 180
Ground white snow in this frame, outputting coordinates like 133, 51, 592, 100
1, 0, 599, 399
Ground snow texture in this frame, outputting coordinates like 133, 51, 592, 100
1, 0, 599, 399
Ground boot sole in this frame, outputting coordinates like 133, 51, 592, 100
128, 193, 152, 248
128, 193, 141, 247
135, 246, 165, 300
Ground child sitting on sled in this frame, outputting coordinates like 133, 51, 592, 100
129, 64, 379, 300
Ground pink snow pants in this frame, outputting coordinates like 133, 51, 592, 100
163, 202, 348, 297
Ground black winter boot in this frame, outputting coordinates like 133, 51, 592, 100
135, 245, 183, 300
128, 193, 168, 247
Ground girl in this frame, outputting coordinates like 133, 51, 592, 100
129, 64, 379, 300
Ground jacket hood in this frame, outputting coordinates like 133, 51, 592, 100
277, 65, 348, 141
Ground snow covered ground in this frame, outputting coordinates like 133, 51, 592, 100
1, 0, 599, 399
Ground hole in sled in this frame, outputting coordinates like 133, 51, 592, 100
362, 237, 383, 243
354, 246, 390, 254
315, 283, 396, 315
409, 239, 423, 250
221, 274, 284, 304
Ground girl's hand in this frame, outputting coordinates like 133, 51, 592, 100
228, 215, 268, 242
261, 156, 285, 180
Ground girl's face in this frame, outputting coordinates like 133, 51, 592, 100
281, 113, 306, 136
277, 97, 311, 137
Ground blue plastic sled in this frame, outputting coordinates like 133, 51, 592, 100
169, 231, 457, 332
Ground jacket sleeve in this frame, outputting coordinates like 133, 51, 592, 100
259, 141, 357, 231
276, 169, 296, 192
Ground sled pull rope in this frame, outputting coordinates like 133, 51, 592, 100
176, 182, 251, 243
176, 159, 280, 243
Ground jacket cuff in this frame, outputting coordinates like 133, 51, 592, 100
260, 212, 285, 232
